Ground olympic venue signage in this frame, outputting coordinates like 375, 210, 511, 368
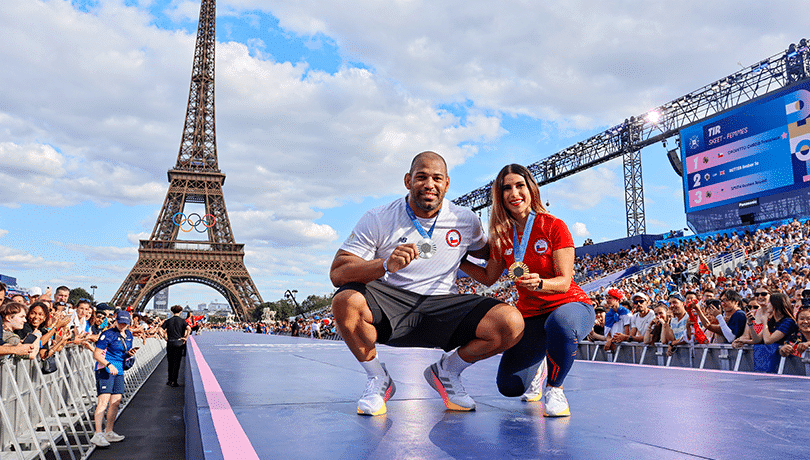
680, 79, 810, 213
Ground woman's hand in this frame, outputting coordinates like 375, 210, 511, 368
108, 365, 119, 376
732, 338, 748, 348
516, 273, 542, 291
55, 314, 71, 329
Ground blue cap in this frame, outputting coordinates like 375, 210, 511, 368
667, 292, 686, 303
656, 300, 669, 307
314, 316, 320, 320
116, 310, 131, 324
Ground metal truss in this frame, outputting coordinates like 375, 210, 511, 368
112, 0, 263, 320
623, 149, 645, 236
453, 40, 810, 235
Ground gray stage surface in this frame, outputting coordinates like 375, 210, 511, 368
185, 332, 809, 460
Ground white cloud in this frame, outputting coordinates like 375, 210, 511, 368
0, 142, 66, 177
545, 163, 624, 211
49, 241, 137, 261
0, 245, 73, 272
127, 232, 151, 246
0, 229, 8, 238
572, 222, 590, 238
229, 0, 807, 126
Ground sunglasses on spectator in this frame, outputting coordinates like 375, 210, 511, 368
755, 292, 768, 297
632, 299, 645, 304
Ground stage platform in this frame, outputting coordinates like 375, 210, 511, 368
184, 332, 809, 460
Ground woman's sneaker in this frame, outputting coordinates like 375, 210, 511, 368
542, 386, 570, 417
90, 432, 110, 447
520, 357, 547, 402
104, 430, 125, 442
357, 364, 396, 416
424, 355, 476, 411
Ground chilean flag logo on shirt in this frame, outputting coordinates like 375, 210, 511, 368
446, 229, 461, 247
534, 239, 549, 255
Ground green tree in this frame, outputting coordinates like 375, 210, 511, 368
68, 287, 94, 306
249, 305, 264, 322
300, 293, 334, 316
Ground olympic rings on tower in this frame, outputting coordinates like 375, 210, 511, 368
172, 212, 216, 233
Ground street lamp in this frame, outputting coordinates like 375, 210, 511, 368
90, 285, 97, 300
284, 289, 302, 317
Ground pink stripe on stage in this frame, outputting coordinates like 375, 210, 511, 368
189, 337, 260, 460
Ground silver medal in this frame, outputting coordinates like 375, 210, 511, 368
417, 238, 438, 259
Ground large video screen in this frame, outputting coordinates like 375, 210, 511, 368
681, 80, 810, 213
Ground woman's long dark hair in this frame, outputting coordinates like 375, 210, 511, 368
768, 292, 796, 322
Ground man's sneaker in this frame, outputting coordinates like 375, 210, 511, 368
423, 355, 476, 411
357, 364, 396, 416
520, 357, 547, 402
543, 386, 570, 417
104, 430, 125, 442
90, 432, 110, 447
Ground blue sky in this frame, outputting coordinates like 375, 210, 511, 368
2, 0, 809, 310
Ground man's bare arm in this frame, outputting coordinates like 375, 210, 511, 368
330, 245, 419, 287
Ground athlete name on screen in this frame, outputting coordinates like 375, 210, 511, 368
728, 161, 759, 173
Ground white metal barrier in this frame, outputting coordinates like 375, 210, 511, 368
0, 337, 166, 460
577, 341, 810, 376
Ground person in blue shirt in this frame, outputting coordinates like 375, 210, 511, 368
90, 310, 136, 447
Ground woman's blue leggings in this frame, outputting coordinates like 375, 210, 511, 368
497, 301, 594, 396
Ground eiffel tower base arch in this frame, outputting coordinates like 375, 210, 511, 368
111, 241, 261, 320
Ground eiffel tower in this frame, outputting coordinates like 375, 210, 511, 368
111, 0, 263, 320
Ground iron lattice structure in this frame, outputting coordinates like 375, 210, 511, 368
453, 40, 810, 236
111, 0, 263, 320
622, 149, 645, 236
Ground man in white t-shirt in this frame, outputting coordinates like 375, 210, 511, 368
626, 292, 655, 342
310, 317, 321, 339
330, 151, 524, 416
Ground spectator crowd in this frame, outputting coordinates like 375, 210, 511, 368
1, 284, 170, 365
452, 218, 810, 373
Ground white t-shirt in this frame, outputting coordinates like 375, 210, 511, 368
607, 313, 631, 337
670, 314, 691, 343
630, 309, 655, 337
69, 312, 90, 333
340, 197, 486, 295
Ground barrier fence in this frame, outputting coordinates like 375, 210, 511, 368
578, 341, 810, 376
0, 337, 166, 460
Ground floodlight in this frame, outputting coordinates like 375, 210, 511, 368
645, 110, 661, 124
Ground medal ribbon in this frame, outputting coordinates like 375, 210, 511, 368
404, 197, 440, 239
512, 211, 536, 264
